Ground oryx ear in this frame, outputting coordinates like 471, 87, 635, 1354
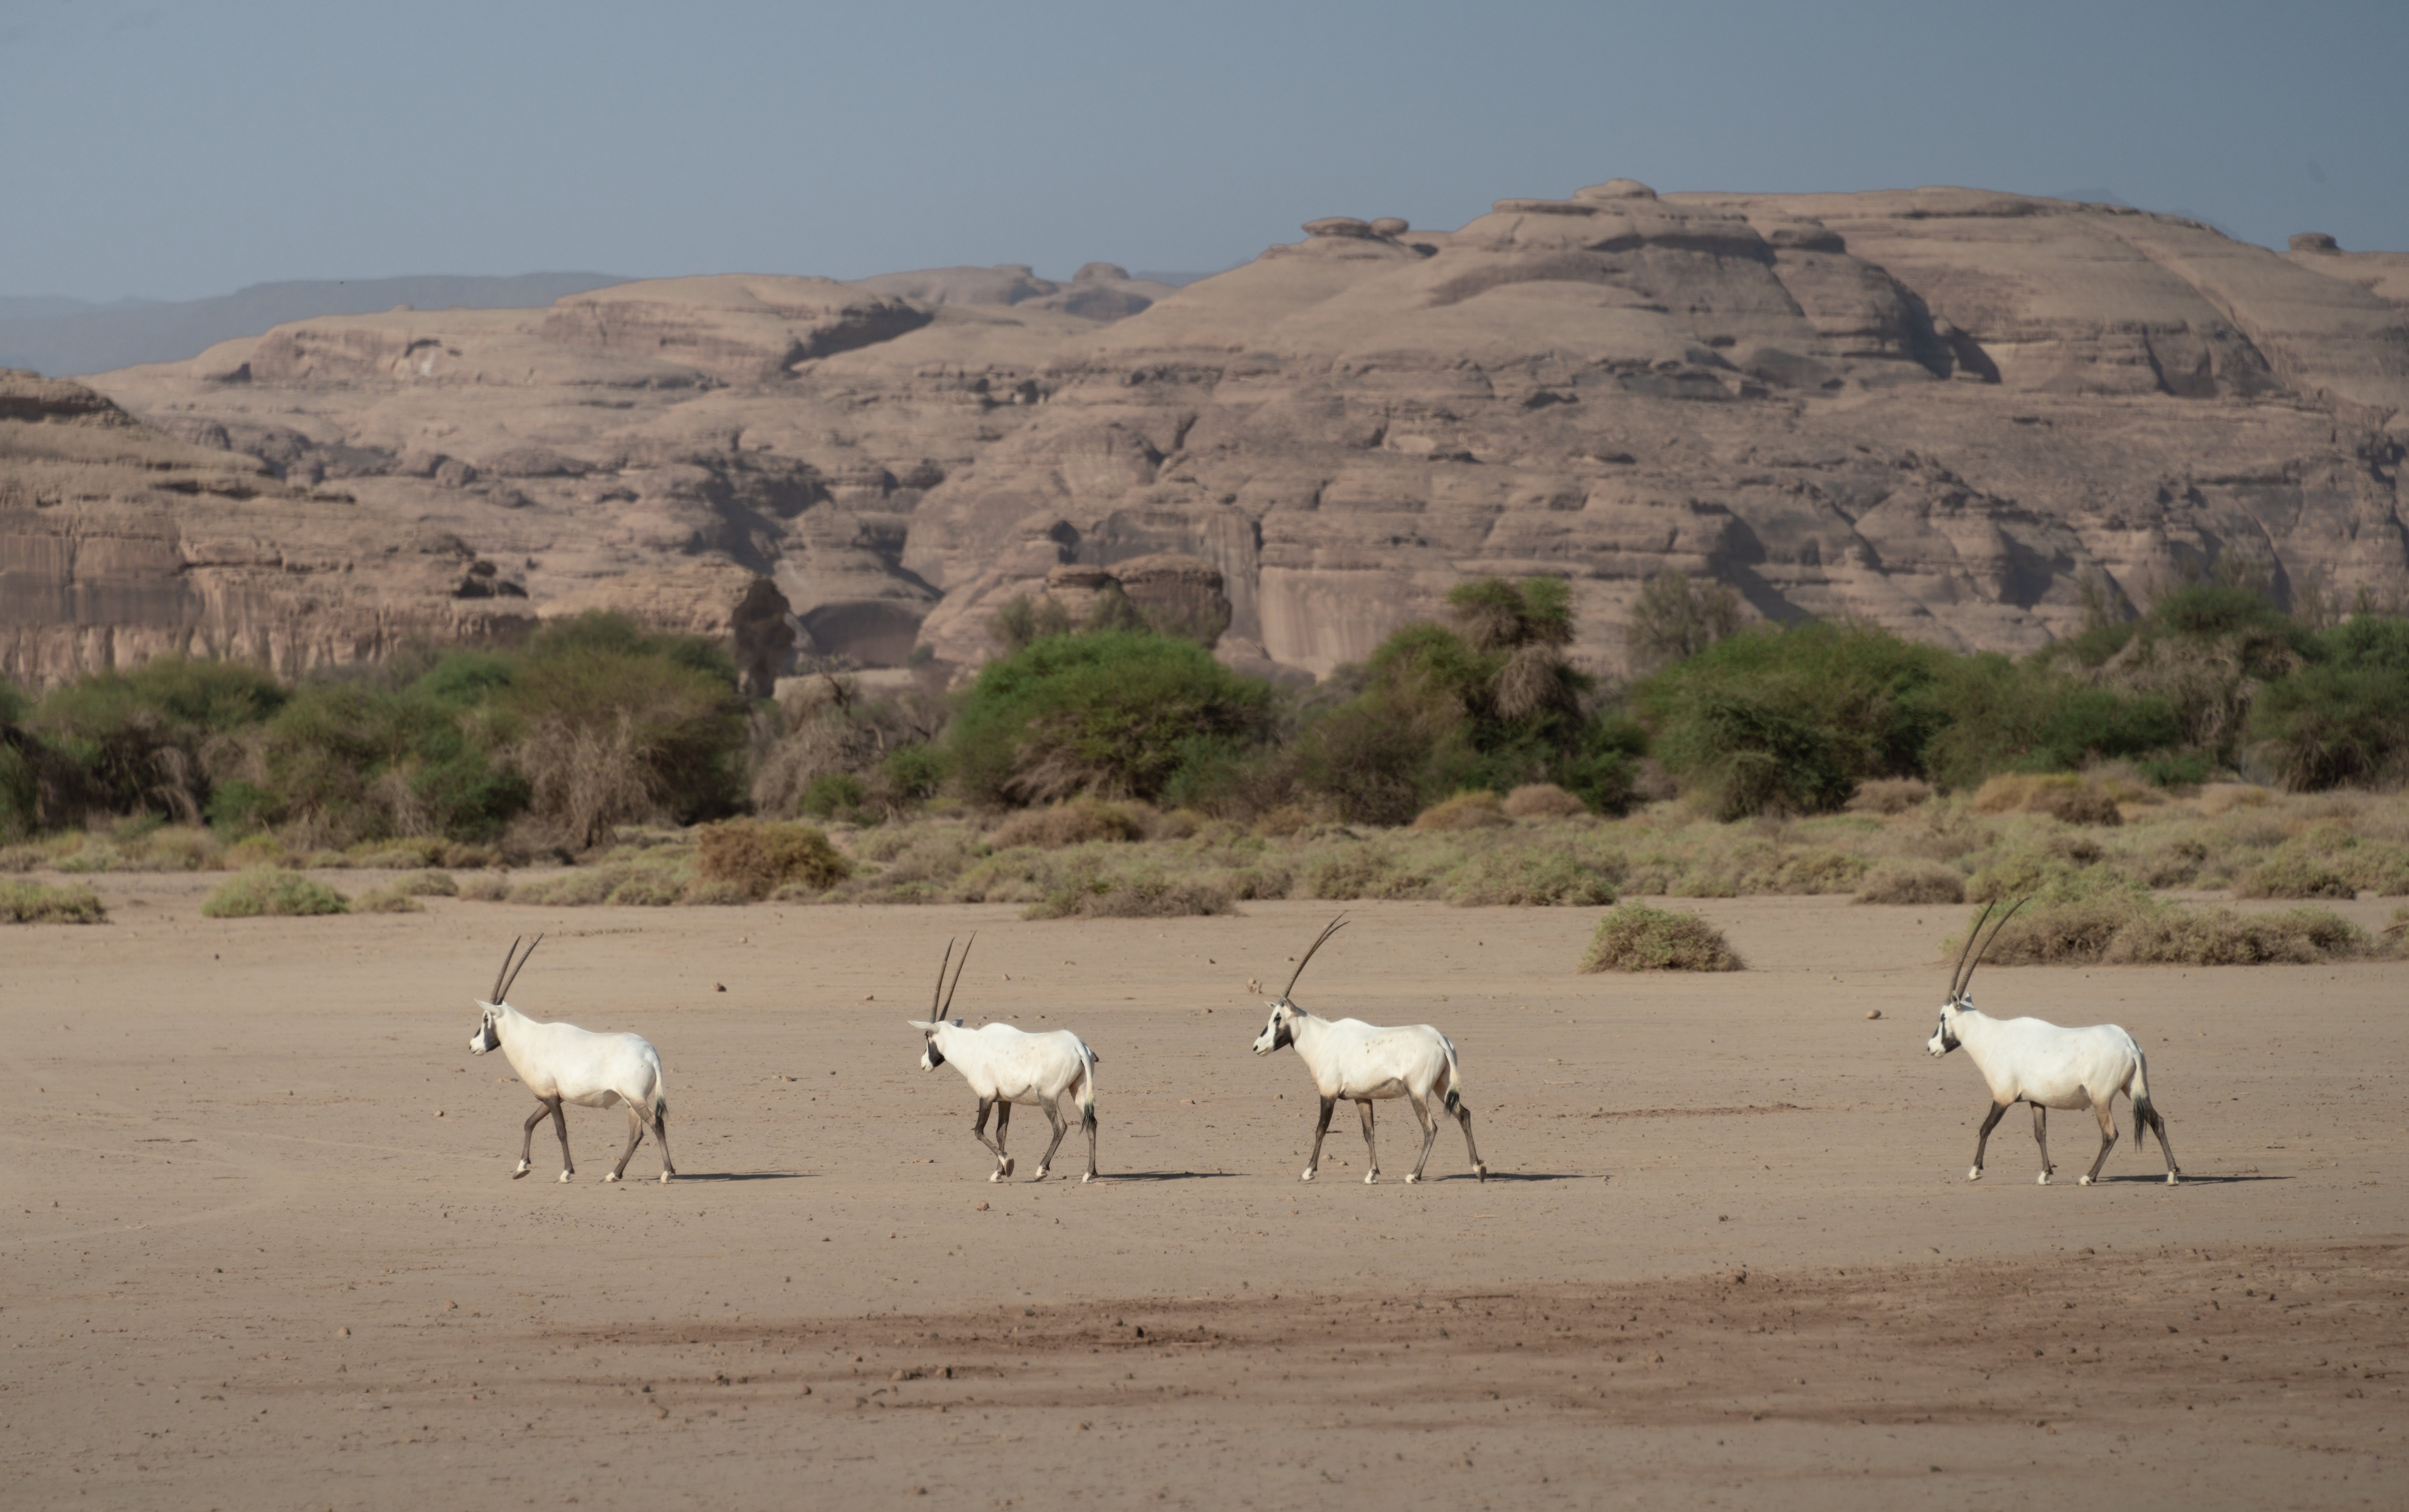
951, 1018, 965, 1029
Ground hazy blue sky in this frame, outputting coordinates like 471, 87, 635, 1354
5, 0, 2404, 301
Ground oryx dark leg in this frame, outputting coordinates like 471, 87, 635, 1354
1449, 1098, 1486, 1180
1968, 1099, 2009, 1181
1080, 1098, 1098, 1182
608, 1105, 646, 1182
2080, 1096, 2119, 1186
2145, 1104, 2180, 1184
515, 1099, 550, 1178
994, 1100, 1015, 1179
547, 1096, 574, 1181
651, 1103, 676, 1182
1356, 1099, 1380, 1184
1302, 1096, 1337, 1182
1032, 1097, 1071, 1181
971, 1097, 1012, 1180
1405, 1093, 1440, 1184
2031, 1103, 2057, 1186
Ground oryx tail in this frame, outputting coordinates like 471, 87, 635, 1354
1439, 1032, 1464, 1114
2130, 1046, 2153, 1144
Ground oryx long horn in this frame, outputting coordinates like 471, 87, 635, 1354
1282, 914, 1349, 1002
497, 933, 543, 1004
941, 932, 976, 1019
1948, 901, 1997, 999
1960, 896, 2030, 992
490, 936, 523, 1003
930, 937, 956, 1015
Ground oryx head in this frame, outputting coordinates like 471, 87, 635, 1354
469, 934, 541, 1055
1928, 898, 2026, 1057
908, 933, 974, 1070
1251, 914, 1346, 1056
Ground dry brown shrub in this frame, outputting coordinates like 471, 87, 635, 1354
1253, 804, 1311, 838
695, 819, 850, 900
1853, 861, 1966, 905
1503, 783, 1588, 819
511, 711, 663, 851
990, 798, 1144, 850
1846, 778, 1934, 815
1969, 773, 2122, 826
2233, 853, 2358, 900
1412, 790, 1509, 832
1024, 875, 1235, 920
2199, 783, 2272, 815
1579, 904, 1743, 972
457, 872, 512, 902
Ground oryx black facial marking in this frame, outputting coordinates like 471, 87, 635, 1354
1929, 897, 2180, 1188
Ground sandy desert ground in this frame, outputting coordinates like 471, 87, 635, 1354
3, 884, 2403, 1509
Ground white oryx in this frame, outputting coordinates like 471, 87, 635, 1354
1928, 899, 2181, 1187
1250, 915, 1486, 1184
467, 935, 676, 1184
909, 935, 1100, 1183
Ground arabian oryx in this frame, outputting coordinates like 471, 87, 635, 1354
909, 935, 1101, 1183
467, 935, 677, 1184
1251, 915, 1486, 1184
1928, 899, 2181, 1186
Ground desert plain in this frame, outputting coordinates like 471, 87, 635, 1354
3, 885, 2403, 1509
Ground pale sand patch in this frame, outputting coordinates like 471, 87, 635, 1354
4, 890, 2401, 1507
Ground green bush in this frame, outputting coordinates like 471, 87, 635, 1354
0, 879, 107, 924
1579, 904, 1743, 971
202, 868, 350, 918
951, 631, 1271, 807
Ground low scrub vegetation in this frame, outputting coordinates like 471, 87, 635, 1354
0, 879, 106, 923
7, 574, 2409, 942
1579, 904, 1743, 972
202, 868, 349, 918
1954, 891, 2388, 967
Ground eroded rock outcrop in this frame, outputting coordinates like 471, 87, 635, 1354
0, 368, 528, 688
907, 187, 2409, 675
37, 188, 2409, 694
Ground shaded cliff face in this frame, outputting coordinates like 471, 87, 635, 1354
49, 194, 2409, 693
907, 185, 2409, 676
0, 369, 529, 689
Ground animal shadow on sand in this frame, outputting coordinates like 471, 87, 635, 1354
2096, 1171, 2287, 1186
1433, 1170, 1583, 1182
1101, 1170, 1239, 1182
660, 1170, 814, 1183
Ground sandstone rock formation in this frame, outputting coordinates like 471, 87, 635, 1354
0, 368, 530, 689
906, 186, 2409, 675
33, 188, 2409, 694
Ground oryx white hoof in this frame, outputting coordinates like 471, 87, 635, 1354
1031, 1167, 1050, 1182
603, 1171, 620, 1183
557, 1170, 572, 1183
2036, 1171, 2051, 1186
2166, 1172, 2182, 1186
658, 1171, 672, 1184
1967, 1167, 1983, 1182
1300, 1168, 1316, 1183
1404, 1172, 1421, 1184
1363, 1171, 1378, 1185
2078, 1174, 2094, 1187
514, 1158, 531, 1179
1080, 1172, 1094, 1184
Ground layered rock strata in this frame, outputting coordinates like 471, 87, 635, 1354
36, 191, 2409, 693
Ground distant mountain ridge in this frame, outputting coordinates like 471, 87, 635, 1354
0, 273, 625, 377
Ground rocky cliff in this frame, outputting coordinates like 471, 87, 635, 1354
30, 189, 2407, 692
0, 369, 530, 688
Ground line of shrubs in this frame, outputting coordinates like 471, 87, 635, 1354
6, 580, 2407, 861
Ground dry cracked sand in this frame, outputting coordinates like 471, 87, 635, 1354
4, 888, 2402, 1509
